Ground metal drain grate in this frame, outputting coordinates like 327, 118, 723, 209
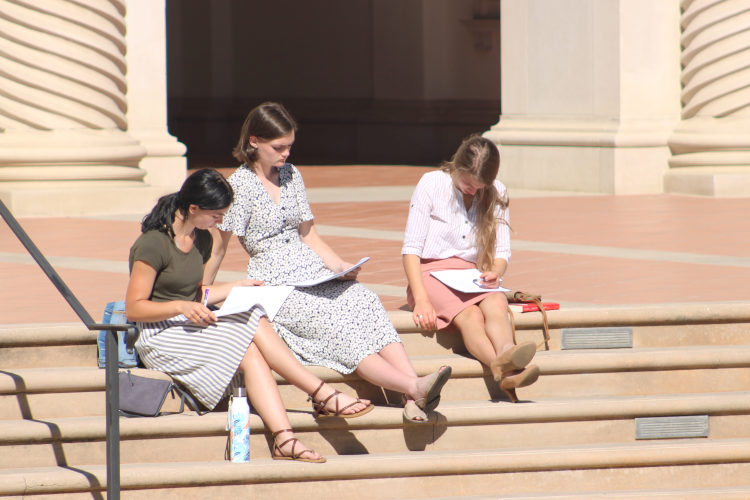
635, 415, 709, 440
561, 327, 633, 349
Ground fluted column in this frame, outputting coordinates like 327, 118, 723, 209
666, 0, 750, 195
0, 0, 184, 215
0, 0, 148, 182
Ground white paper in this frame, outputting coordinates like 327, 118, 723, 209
215, 286, 295, 321
430, 269, 510, 294
287, 257, 370, 287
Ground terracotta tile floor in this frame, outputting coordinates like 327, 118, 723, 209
3, 166, 750, 325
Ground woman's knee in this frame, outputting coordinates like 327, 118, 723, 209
251, 316, 280, 347
483, 292, 508, 309
454, 305, 485, 328
254, 316, 272, 336
240, 341, 265, 370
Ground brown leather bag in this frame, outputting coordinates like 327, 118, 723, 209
505, 291, 551, 351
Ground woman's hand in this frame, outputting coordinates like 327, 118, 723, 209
413, 299, 438, 331
178, 301, 217, 325
237, 279, 264, 287
337, 262, 360, 281
478, 271, 501, 289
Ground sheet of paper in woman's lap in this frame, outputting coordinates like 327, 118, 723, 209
430, 269, 511, 294
215, 286, 295, 321
287, 257, 369, 287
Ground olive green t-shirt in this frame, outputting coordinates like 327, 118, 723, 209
128, 229, 213, 303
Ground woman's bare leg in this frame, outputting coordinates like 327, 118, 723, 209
452, 304, 496, 366
355, 345, 445, 402
477, 293, 515, 355
238, 341, 321, 460
375, 342, 426, 420
377, 342, 419, 378
251, 318, 369, 414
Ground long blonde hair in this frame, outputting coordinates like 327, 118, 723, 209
441, 136, 508, 272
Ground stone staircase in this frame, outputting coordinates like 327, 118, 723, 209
1, 305, 750, 498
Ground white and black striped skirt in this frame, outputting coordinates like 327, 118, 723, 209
135, 308, 265, 410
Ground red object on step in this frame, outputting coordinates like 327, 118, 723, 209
508, 302, 560, 313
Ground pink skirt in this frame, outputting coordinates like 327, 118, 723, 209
407, 257, 494, 330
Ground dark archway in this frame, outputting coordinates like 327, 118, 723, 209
166, 0, 499, 168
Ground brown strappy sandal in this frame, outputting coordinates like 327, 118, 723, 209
307, 382, 374, 419
272, 429, 326, 463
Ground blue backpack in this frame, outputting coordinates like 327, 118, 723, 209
97, 301, 140, 368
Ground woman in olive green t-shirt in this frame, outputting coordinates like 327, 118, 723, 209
126, 169, 372, 463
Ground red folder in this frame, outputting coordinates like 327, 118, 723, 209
508, 302, 560, 313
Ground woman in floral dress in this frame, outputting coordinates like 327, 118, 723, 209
204, 103, 450, 420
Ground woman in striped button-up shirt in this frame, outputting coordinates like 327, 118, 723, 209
402, 136, 540, 403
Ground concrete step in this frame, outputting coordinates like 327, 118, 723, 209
399, 322, 750, 357
2, 439, 750, 499
0, 367, 175, 420
280, 345, 750, 406
0, 324, 96, 369
3, 346, 750, 419
402, 486, 750, 499
2, 391, 750, 468
663, 166, 750, 197
4, 304, 750, 368
391, 303, 750, 354
10, 321, 747, 369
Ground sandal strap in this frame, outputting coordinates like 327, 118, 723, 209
276, 437, 317, 460
308, 382, 331, 417
272, 428, 294, 438
310, 388, 341, 417
334, 398, 363, 415
318, 390, 340, 416
276, 437, 298, 458
308, 382, 325, 401
308, 386, 365, 418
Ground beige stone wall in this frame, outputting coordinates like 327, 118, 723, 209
488, 0, 750, 196
486, 0, 683, 195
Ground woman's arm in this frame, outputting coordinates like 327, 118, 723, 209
201, 228, 263, 301
403, 254, 437, 330
126, 261, 217, 324
202, 228, 232, 286
198, 279, 263, 305
299, 220, 360, 279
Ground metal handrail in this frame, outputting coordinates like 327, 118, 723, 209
0, 200, 134, 500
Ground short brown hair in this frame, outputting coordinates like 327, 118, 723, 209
233, 102, 298, 165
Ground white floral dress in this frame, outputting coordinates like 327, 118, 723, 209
217, 164, 402, 374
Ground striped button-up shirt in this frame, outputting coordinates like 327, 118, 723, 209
401, 170, 511, 263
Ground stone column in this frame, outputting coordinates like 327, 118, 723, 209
0, 0, 184, 216
665, 0, 750, 196
484, 0, 682, 194
123, 0, 186, 191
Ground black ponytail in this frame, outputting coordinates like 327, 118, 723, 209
141, 169, 234, 237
